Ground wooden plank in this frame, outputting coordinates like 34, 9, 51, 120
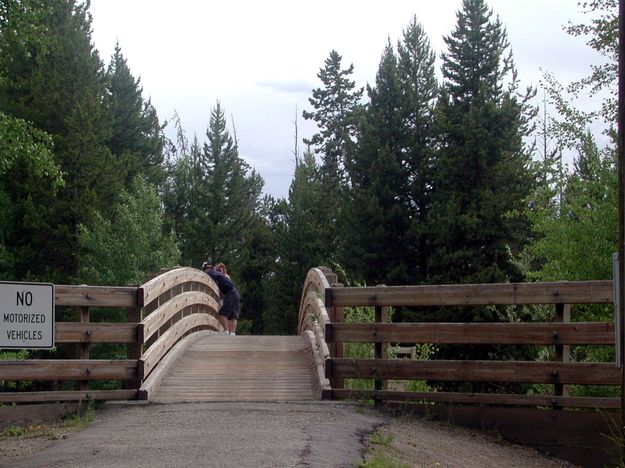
297, 268, 332, 334
329, 389, 621, 409
328, 280, 613, 307
140, 267, 219, 308
55, 285, 140, 307
139, 291, 219, 342
326, 322, 615, 345
139, 314, 219, 379
150, 335, 318, 402
327, 359, 620, 385
55, 322, 138, 343
0, 389, 137, 403
139, 331, 213, 400
0, 360, 137, 380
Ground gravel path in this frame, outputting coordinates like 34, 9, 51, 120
362, 415, 577, 468
1, 401, 578, 468
0, 401, 381, 468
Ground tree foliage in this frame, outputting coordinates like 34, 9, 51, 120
0, 0, 125, 282
79, 175, 180, 286
105, 43, 166, 187
427, 0, 534, 290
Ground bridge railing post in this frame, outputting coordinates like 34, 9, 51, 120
554, 302, 571, 402
126, 306, 142, 390
374, 284, 388, 405
77, 306, 89, 388
330, 286, 344, 391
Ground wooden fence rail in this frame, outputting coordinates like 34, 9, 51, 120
0, 267, 224, 410
297, 267, 619, 410
326, 322, 615, 345
296, 267, 621, 466
327, 280, 613, 307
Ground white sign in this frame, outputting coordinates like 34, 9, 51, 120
0, 281, 55, 349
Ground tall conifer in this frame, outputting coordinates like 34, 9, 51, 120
303, 50, 363, 259
343, 43, 412, 285
397, 17, 438, 283
105, 43, 165, 186
0, 0, 125, 282
428, 0, 534, 293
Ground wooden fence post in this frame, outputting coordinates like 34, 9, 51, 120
76, 306, 89, 410
554, 303, 571, 400
326, 278, 344, 391
374, 285, 388, 405
126, 306, 141, 391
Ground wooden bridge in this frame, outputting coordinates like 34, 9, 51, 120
0, 266, 621, 466
146, 334, 318, 402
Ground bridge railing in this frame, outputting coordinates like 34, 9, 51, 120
0, 285, 142, 413
298, 267, 617, 409
0, 267, 222, 412
137, 267, 222, 397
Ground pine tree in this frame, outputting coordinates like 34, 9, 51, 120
163, 105, 268, 331
397, 16, 439, 283
303, 50, 363, 187
105, 43, 165, 186
263, 149, 328, 334
200, 103, 264, 269
0, 0, 125, 282
428, 0, 534, 293
342, 42, 413, 286
302, 50, 363, 259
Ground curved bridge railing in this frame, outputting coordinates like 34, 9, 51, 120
296, 266, 340, 394
137, 267, 221, 384
0, 266, 225, 427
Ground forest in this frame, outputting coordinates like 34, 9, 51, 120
0, 0, 617, 353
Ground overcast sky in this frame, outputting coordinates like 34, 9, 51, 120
89, 0, 602, 199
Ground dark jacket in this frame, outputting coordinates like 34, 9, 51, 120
206, 269, 236, 294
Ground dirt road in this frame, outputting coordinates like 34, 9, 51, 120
1, 400, 576, 467
1, 401, 381, 468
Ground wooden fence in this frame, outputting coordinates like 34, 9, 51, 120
0, 267, 222, 415
296, 267, 620, 466
298, 267, 617, 408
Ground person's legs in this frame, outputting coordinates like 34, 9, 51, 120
228, 319, 237, 335
218, 314, 228, 333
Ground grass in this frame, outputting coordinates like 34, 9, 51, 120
63, 402, 95, 428
0, 401, 96, 442
360, 451, 411, 468
0, 422, 66, 441
0, 426, 29, 437
360, 428, 411, 468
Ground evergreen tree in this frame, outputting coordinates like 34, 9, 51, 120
303, 50, 363, 187
200, 103, 264, 271
343, 43, 412, 286
396, 17, 439, 282
428, 0, 534, 295
0, 112, 62, 279
105, 43, 166, 187
0, 0, 125, 282
263, 149, 328, 334
302, 50, 363, 259
163, 105, 268, 331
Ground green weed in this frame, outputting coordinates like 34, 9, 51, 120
63, 402, 95, 428
0, 425, 28, 437
360, 451, 411, 468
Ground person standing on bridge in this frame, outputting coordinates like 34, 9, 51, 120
202, 259, 240, 336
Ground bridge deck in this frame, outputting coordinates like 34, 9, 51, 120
150, 335, 319, 402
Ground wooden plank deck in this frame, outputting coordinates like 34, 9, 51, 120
150, 335, 319, 402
